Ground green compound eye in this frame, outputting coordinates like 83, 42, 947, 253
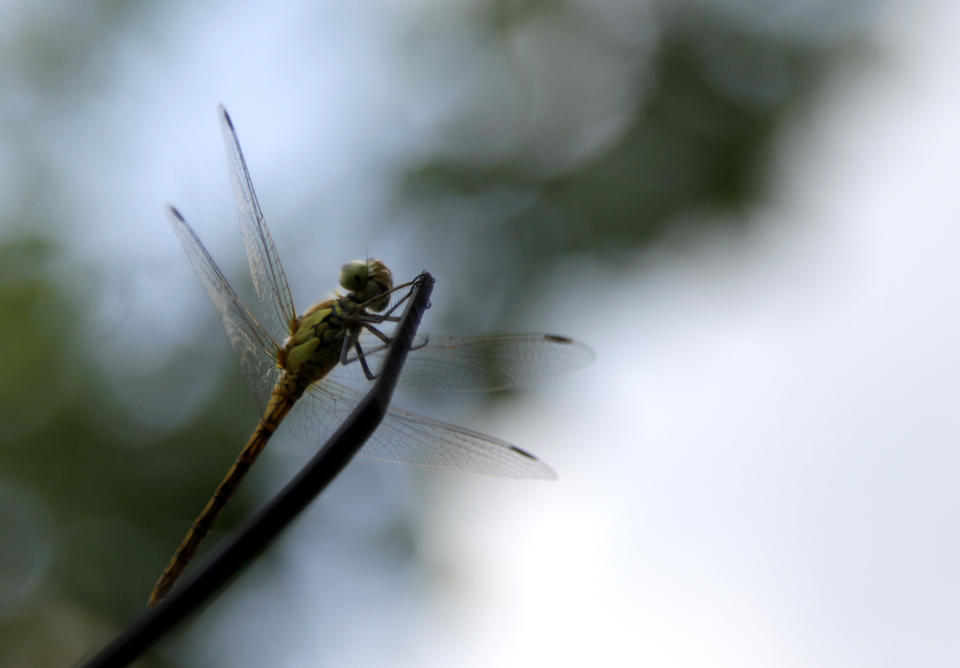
339, 260, 368, 292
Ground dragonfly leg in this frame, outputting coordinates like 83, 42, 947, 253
362, 323, 392, 345
340, 331, 379, 380
339, 332, 361, 365
353, 337, 378, 380
376, 291, 412, 320
410, 333, 429, 351
356, 273, 427, 317
362, 322, 429, 351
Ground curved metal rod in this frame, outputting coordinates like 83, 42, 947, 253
79, 272, 435, 668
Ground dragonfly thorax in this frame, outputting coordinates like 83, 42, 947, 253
281, 256, 393, 383
339, 259, 393, 312
280, 296, 363, 383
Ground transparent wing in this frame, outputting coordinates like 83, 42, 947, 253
327, 331, 594, 392
286, 377, 556, 479
219, 105, 297, 342
167, 205, 281, 408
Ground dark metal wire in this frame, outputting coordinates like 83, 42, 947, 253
79, 272, 435, 668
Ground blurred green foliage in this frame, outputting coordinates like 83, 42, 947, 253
0, 238, 259, 666
404, 17, 824, 263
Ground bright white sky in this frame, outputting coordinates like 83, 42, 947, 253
421, 3, 960, 666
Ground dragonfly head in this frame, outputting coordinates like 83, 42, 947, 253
339, 259, 393, 312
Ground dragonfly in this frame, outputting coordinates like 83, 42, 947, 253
149, 106, 593, 607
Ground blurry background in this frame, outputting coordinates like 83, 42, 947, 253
2, 0, 959, 665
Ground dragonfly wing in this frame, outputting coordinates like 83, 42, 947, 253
284, 376, 359, 449
328, 331, 594, 392
325, 330, 428, 387
219, 105, 298, 342
167, 205, 280, 409
369, 402, 557, 479
293, 378, 556, 479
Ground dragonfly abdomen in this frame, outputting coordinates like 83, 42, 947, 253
147, 379, 301, 606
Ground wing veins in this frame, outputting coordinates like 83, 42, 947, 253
219, 105, 298, 340
166, 205, 279, 362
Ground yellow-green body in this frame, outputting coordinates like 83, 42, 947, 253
281, 299, 346, 379
149, 262, 394, 606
